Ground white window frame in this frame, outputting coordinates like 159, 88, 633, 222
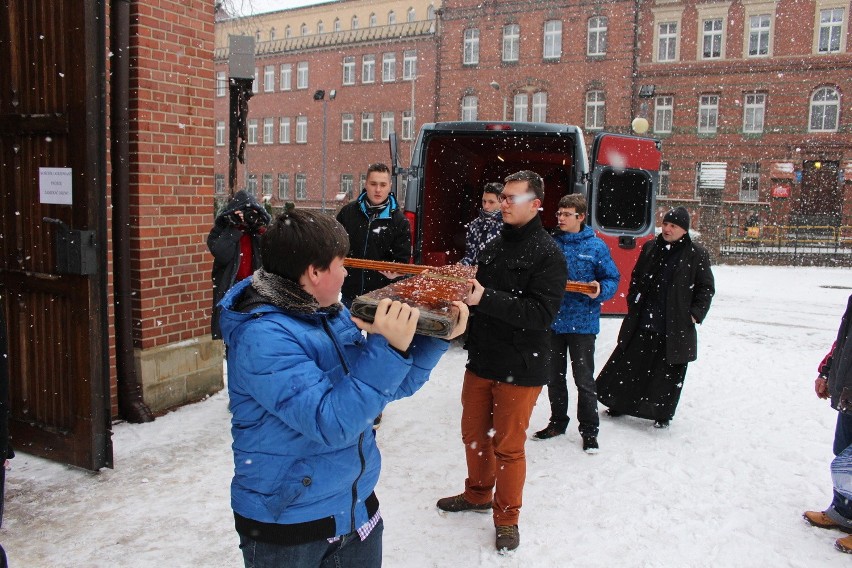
743, 2, 776, 58
743, 93, 766, 133
809, 86, 840, 132
301, 23, 309, 36
334, 18, 341, 32
503, 24, 519, 63
247, 119, 258, 144
543, 20, 562, 60
351, 16, 359, 29
296, 174, 307, 200
369, 13, 377, 27
657, 21, 679, 62
463, 28, 480, 65
343, 57, 355, 85
402, 111, 413, 140
341, 113, 354, 142
815, 1, 847, 54
461, 95, 478, 121
215, 174, 225, 195
296, 62, 309, 89
262, 173, 273, 196
252, 68, 259, 93
388, 11, 396, 25
278, 173, 290, 200
701, 18, 724, 59
362, 55, 376, 83
698, 94, 719, 134
296, 116, 308, 143
585, 90, 605, 131
361, 112, 375, 141
215, 121, 225, 146
532, 92, 547, 123
263, 117, 274, 144
247, 173, 258, 195
263, 65, 275, 92
216, 71, 226, 97
739, 163, 760, 202
340, 174, 354, 201
654, 95, 674, 134
657, 162, 670, 197
513, 93, 528, 122
380, 112, 394, 141
317, 21, 324, 34
382, 53, 396, 82
279, 64, 292, 91
279, 117, 291, 144
403, 50, 417, 80
408, 8, 416, 23
587, 16, 607, 56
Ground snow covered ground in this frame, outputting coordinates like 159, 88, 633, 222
2, 265, 851, 567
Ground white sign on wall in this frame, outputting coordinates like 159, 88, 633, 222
39, 167, 73, 205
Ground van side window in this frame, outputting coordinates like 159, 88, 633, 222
595, 169, 653, 232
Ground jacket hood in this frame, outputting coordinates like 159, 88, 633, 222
553, 224, 595, 244
216, 190, 271, 224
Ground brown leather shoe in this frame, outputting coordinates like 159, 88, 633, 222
496, 524, 520, 553
436, 494, 491, 513
803, 510, 852, 533
837, 535, 852, 553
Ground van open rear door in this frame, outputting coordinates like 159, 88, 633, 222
588, 133, 662, 315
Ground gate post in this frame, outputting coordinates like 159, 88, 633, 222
698, 186, 724, 262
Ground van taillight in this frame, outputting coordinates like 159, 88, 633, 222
404, 211, 417, 262
485, 124, 512, 131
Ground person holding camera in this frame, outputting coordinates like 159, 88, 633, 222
207, 189, 271, 340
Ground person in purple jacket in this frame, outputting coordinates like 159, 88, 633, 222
533, 193, 619, 453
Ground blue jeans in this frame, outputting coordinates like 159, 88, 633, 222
830, 412, 852, 522
547, 333, 598, 436
239, 519, 383, 568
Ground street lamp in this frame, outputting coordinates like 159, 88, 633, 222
313, 88, 336, 212
490, 81, 507, 121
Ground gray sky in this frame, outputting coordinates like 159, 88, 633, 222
234, 0, 332, 15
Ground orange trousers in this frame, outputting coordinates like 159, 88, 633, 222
460, 370, 542, 526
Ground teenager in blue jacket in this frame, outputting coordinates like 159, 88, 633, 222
533, 193, 619, 453
219, 209, 467, 567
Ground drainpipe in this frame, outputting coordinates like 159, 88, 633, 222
110, 0, 153, 423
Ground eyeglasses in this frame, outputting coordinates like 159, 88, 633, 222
498, 193, 536, 205
556, 211, 581, 219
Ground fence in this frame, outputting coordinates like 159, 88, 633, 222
721, 215, 852, 263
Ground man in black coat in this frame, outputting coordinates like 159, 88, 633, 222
804, 294, 852, 554
336, 163, 411, 307
207, 190, 270, 339
596, 206, 715, 428
0, 293, 14, 567
436, 170, 568, 553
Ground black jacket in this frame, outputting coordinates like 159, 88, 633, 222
823, 294, 852, 413
465, 215, 568, 387
207, 190, 270, 339
617, 234, 715, 365
336, 192, 411, 300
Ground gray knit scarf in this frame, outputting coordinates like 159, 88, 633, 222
249, 268, 342, 317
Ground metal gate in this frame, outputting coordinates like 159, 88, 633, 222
0, 0, 111, 470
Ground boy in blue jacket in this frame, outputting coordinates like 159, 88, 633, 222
533, 194, 619, 453
219, 209, 467, 567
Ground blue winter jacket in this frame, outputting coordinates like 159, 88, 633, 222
550, 225, 620, 335
219, 277, 448, 540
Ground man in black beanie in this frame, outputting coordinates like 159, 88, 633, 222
596, 207, 715, 428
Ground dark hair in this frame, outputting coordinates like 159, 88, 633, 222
261, 210, 349, 282
367, 163, 391, 176
504, 170, 544, 201
483, 182, 503, 196
558, 193, 587, 215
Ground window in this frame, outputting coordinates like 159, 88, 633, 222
216, 71, 226, 97
362, 55, 375, 83
270, 28, 276, 41
657, 162, 670, 197
297, 62, 309, 89
657, 22, 678, 61
340, 174, 354, 201
334, 18, 341, 32
263, 117, 274, 144
381, 112, 394, 140
543, 20, 562, 59
247, 119, 258, 144
532, 92, 547, 123
247, 173, 258, 195
263, 65, 275, 92
382, 53, 396, 82
262, 173, 273, 196
743, 93, 766, 133
296, 116, 308, 143
388, 11, 396, 25
702, 18, 723, 59
252, 67, 259, 93
654, 96, 674, 134
585, 90, 605, 130
747, 14, 771, 57
341, 113, 354, 142
587, 17, 607, 56
461, 96, 478, 121
817, 7, 845, 54
215, 174, 225, 195
696, 161, 727, 198
317, 21, 324, 34
285, 25, 291, 38
280, 64, 292, 91
215, 121, 225, 146
369, 13, 377, 27
402, 111, 414, 140
278, 173, 290, 200
698, 95, 719, 134
740, 163, 760, 202
407, 8, 416, 22
301, 23, 309, 36
428, 5, 436, 20
296, 174, 307, 200
351, 15, 359, 29
343, 57, 355, 85
503, 24, 519, 63
403, 50, 417, 80
279, 117, 291, 144
513, 93, 528, 122
361, 112, 375, 141
809, 86, 840, 131
463, 28, 480, 65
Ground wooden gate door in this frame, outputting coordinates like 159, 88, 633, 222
0, 0, 112, 470
800, 160, 842, 225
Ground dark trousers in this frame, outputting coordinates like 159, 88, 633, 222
831, 412, 852, 520
546, 333, 599, 437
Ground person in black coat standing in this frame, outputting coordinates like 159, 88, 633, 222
0, 294, 14, 568
596, 207, 715, 428
207, 190, 270, 339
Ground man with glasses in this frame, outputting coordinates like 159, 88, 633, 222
436, 170, 567, 554
533, 194, 619, 454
